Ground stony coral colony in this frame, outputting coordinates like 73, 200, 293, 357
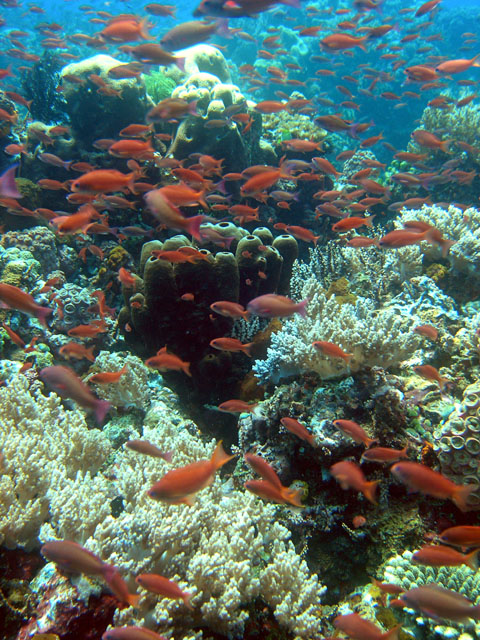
2, 0, 480, 638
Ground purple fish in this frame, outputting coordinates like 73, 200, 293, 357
0, 164, 21, 198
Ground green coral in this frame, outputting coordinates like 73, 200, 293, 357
15, 178, 42, 209
144, 70, 176, 103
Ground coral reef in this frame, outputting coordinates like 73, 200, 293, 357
1, 226, 59, 275
60, 54, 150, 147
0, 373, 110, 550
253, 273, 421, 384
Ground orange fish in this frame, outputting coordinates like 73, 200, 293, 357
361, 446, 409, 464
217, 399, 258, 414
330, 461, 379, 504
414, 325, 439, 341
436, 55, 480, 75
439, 526, 480, 550
285, 225, 321, 245
321, 34, 368, 50
210, 301, 249, 320
135, 574, 192, 608
210, 337, 252, 356
100, 17, 151, 42
245, 478, 304, 507
246, 294, 308, 318
59, 342, 96, 362
145, 346, 191, 376
118, 267, 136, 288
335, 614, 400, 640
71, 169, 138, 194
244, 452, 282, 489
40, 365, 110, 424
0, 283, 51, 326
1, 322, 25, 347
332, 215, 375, 232
312, 341, 353, 362
414, 364, 449, 391
333, 419, 377, 447
412, 129, 451, 152
412, 545, 479, 570
125, 439, 172, 462
144, 189, 203, 240
147, 440, 235, 504
280, 417, 316, 447
89, 365, 128, 384
67, 321, 107, 338
391, 461, 478, 512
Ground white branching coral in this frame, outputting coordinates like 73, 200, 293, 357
253, 275, 421, 384
85, 350, 153, 410
396, 204, 480, 277
38, 392, 325, 639
0, 373, 111, 549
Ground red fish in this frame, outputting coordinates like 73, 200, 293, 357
40, 365, 110, 424
71, 169, 138, 194
399, 584, 480, 622
245, 478, 304, 507
330, 460, 379, 504
312, 341, 353, 362
361, 446, 409, 463
135, 574, 192, 608
217, 399, 258, 414
414, 364, 449, 391
333, 419, 377, 447
147, 440, 235, 504
321, 34, 368, 50
412, 545, 480, 570
246, 294, 308, 318
145, 346, 191, 376
244, 452, 282, 489
335, 613, 400, 640
59, 342, 96, 362
280, 417, 316, 447
102, 627, 166, 640
414, 325, 439, 341
144, 189, 203, 240
125, 439, 172, 462
210, 337, 252, 356
439, 526, 480, 550
42, 540, 139, 607
0, 283, 51, 326
391, 461, 478, 512
89, 365, 128, 384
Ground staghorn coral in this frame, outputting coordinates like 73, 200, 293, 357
0, 373, 111, 550
37, 390, 326, 640
253, 274, 421, 384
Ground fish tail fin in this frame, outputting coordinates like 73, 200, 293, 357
127, 172, 138, 195
35, 306, 52, 327
215, 18, 231, 38
211, 440, 236, 470
363, 480, 379, 504
452, 483, 479, 512
440, 139, 453, 153
183, 362, 192, 377
313, 235, 321, 246
176, 56, 186, 72
282, 486, 304, 508
95, 399, 111, 425
466, 548, 480, 571
366, 214, 375, 227
127, 593, 141, 608
381, 625, 401, 640
87, 346, 96, 361
243, 342, 253, 357
186, 214, 204, 241
183, 592, 194, 610
296, 298, 310, 318
440, 238, 456, 258
139, 17, 151, 40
